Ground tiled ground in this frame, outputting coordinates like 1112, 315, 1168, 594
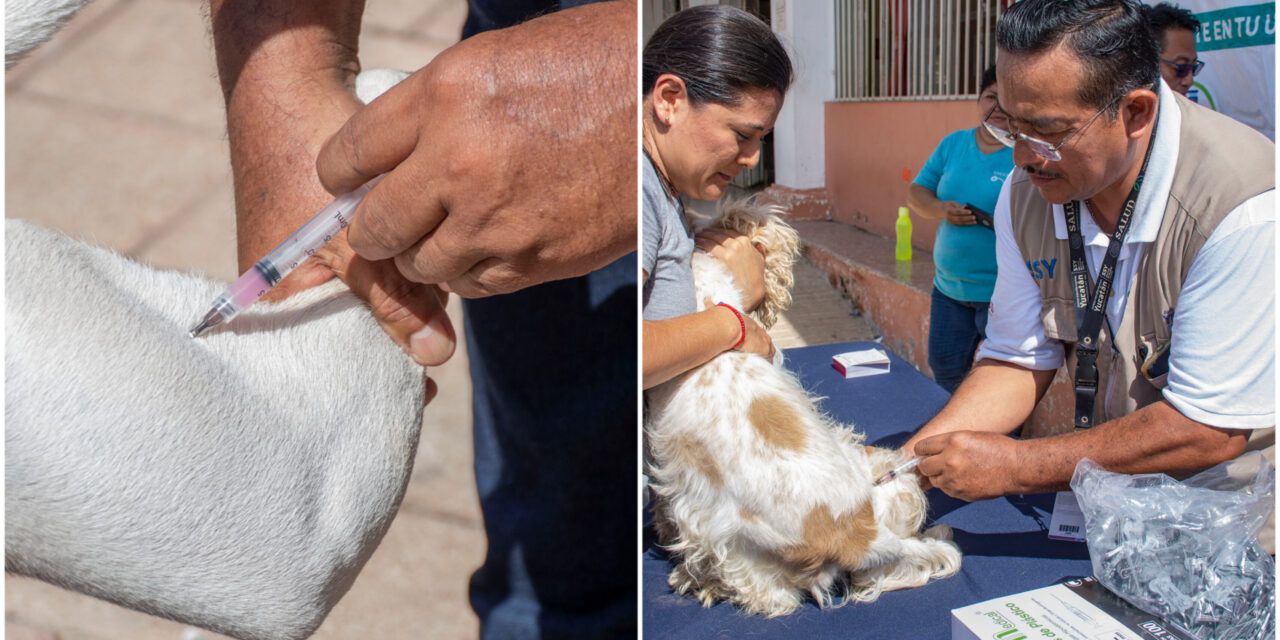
5, 2, 873, 638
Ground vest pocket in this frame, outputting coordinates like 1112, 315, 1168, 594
1040, 298, 1077, 342
1138, 333, 1170, 389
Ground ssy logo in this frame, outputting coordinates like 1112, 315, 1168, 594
1025, 258, 1057, 280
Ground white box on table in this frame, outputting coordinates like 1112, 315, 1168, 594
952, 577, 1197, 640
832, 348, 890, 378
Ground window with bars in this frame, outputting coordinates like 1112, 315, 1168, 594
835, 0, 1007, 101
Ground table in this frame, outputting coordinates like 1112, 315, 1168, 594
643, 341, 1093, 639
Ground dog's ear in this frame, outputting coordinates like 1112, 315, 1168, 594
710, 197, 800, 329
743, 202, 799, 330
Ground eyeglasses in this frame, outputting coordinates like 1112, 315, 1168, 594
1161, 58, 1205, 78
982, 94, 1121, 162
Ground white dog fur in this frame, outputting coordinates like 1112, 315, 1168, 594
6, 220, 427, 640
646, 199, 961, 617
5, 0, 90, 67
7, 5, 424, 635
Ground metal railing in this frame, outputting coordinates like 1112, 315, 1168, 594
835, 0, 1005, 101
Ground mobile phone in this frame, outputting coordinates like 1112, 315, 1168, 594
965, 203, 994, 230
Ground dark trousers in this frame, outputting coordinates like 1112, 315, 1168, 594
928, 285, 989, 394
464, 254, 637, 640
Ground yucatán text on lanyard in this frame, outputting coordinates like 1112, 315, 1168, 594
1064, 105, 1159, 429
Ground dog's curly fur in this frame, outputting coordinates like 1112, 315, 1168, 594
646, 197, 961, 616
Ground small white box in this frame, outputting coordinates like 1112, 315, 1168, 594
952, 578, 1197, 640
832, 348, 890, 378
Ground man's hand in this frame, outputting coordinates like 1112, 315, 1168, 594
315, 1, 637, 298
914, 430, 1024, 501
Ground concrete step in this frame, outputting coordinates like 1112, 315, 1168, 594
793, 219, 936, 376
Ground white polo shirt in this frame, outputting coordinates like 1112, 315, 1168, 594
977, 80, 1275, 429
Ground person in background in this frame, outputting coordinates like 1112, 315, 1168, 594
641, 5, 793, 390
906, 65, 1015, 393
1143, 2, 1203, 96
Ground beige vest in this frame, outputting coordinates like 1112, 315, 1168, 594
1007, 93, 1276, 550
1009, 92, 1273, 435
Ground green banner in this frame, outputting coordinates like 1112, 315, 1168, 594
1195, 3, 1276, 51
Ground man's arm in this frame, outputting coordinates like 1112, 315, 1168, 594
901, 359, 1055, 459
315, 1, 637, 298
915, 399, 1249, 501
209, 0, 454, 366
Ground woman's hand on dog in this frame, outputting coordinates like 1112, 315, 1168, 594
707, 301, 774, 360
695, 229, 767, 311
736, 314, 775, 361
314, 2, 636, 298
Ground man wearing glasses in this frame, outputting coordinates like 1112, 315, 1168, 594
901, 0, 1275, 551
1144, 2, 1204, 96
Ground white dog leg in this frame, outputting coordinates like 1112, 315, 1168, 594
6, 220, 427, 640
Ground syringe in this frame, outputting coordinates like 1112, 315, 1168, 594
188, 176, 382, 338
873, 457, 921, 486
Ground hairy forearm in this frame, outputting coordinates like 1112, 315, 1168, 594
905, 359, 1053, 455
209, 0, 365, 272
1010, 400, 1249, 494
643, 308, 738, 389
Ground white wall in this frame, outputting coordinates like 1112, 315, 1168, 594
771, 0, 834, 189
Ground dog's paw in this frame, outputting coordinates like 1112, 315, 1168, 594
923, 523, 953, 541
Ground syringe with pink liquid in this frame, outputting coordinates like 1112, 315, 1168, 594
188, 176, 383, 338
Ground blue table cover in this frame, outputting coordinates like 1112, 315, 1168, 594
643, 341, 1092, 639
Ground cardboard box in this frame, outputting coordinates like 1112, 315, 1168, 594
952, 577, 1198, 640
832, 348, 890, 378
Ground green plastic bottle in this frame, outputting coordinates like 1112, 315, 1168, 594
895, 206, 913, 261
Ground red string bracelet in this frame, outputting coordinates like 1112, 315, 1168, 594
716, 302, 746, 350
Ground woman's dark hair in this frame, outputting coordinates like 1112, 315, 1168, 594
978, 64, 998, 96
643, 5, 793, 105
996, 0, 1159, 118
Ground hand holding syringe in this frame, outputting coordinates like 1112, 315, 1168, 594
189, 176, 383, 338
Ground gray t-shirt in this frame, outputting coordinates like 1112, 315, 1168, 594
642, 154, 696, 321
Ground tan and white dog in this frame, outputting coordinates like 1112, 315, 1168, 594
645, 199, 961, 617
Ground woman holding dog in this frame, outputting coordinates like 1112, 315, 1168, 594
641, 5, 793, 389
906, 65, 1015, 393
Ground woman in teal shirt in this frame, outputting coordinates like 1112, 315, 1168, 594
907, 65, 1014, 393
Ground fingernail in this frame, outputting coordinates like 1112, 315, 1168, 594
409, 316, 454, 366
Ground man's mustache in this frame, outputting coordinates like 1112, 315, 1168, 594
1025, 164, 1062, 179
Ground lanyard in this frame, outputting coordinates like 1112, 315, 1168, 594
1064, 106, 1159, 429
